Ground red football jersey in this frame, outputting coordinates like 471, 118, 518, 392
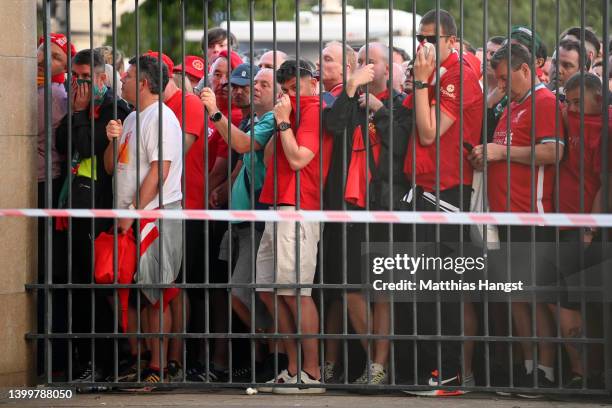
403, 52, 483, 192
488, 84, 564, 213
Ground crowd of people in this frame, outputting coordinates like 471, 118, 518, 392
37, 8, 612, 396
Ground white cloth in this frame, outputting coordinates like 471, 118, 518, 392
116, 102, 183, 209
469, 170, 500, 250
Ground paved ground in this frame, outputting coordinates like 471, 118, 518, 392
1, 388, 612, 408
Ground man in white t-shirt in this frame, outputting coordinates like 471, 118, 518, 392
105, 55, 183, 387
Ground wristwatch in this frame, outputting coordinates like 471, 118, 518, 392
209, 111, 223, 122
414, 80, 429, 89
277, 121, 291, 132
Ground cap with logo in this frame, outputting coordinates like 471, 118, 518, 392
230, 63, 260, 86
38, 33, 76, 58
174, 55, 205, 80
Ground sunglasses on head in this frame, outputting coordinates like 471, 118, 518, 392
416, 34, 451, 44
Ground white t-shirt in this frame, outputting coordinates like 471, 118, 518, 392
116, 102, 183, 209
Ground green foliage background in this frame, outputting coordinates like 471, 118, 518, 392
112, 0, 609, 62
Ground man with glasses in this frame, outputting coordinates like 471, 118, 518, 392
402, 8, 483, 396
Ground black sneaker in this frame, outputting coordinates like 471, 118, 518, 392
516, 368, 555, 399
229, 366, 252, 382
73, 362, 108, 393
167, 360, 184, 382
186, 361, 224, 382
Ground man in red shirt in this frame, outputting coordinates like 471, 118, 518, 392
554, 72, 612, 387
469, 42, 565, 393
402, 9, 483, 396
256, 59, 331, 393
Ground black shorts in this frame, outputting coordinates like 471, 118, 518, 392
488, 226, 557, 302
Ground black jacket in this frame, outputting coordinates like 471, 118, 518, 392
56, 90, 131, 209
322, 89, 413, 210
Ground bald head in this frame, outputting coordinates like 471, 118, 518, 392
258, 50, 288, 69
357, 42, 390, 92
319, 41, 356, 91
358, 42, 390, 64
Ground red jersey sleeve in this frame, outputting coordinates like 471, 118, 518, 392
434, 70, 461, 121
182, 94, 205, 140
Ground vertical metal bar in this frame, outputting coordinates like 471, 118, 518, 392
341, 0, 349, 386
272, 0, 279, 383
411, 0, 418, 386
294, 0, 303, 383
202, 0, 211, 384
364, 0, 372, 384
387, 0, 396, 386
317, 0, 325, 383
111, 0, 119, 383
156, 0, 165, 382
553, 0, 563, 390
529, 0, 538, 388
134, 0, 142, 383
601, 0, 611, 393
42, 0, 53, 384
226, 0, 233, 383
459, 0, 467, 389
88, 0, 96, 378
180, 0, 187, 382
505, 0, 514, 390
578, 0, 588, 389
434, 0, 442, 383
248, 0, 256, 384
480, 0, 491, 389
65, 0, 73, 383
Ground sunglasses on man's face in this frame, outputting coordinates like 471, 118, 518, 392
416, 34, 451, 44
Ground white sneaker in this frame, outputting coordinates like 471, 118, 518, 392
273, 370, 326, 394
257, 369, 292, 393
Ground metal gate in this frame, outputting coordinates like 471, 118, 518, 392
30, 0, 611, 397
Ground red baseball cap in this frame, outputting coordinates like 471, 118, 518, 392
38, 33, 76, 58
216, 49, 243, 71
143, 50, 175, 78
174, 55, 205, 80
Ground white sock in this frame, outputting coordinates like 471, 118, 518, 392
524, 359, 534, 374
538, 364, 555, 382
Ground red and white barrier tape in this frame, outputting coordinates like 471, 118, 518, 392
0, 208, 611, 227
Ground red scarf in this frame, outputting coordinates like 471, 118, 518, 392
345, 89, 389, 208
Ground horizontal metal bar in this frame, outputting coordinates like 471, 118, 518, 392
25, 332, 606, 344
24, 283, 610, 292
39, 381, 610, 395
